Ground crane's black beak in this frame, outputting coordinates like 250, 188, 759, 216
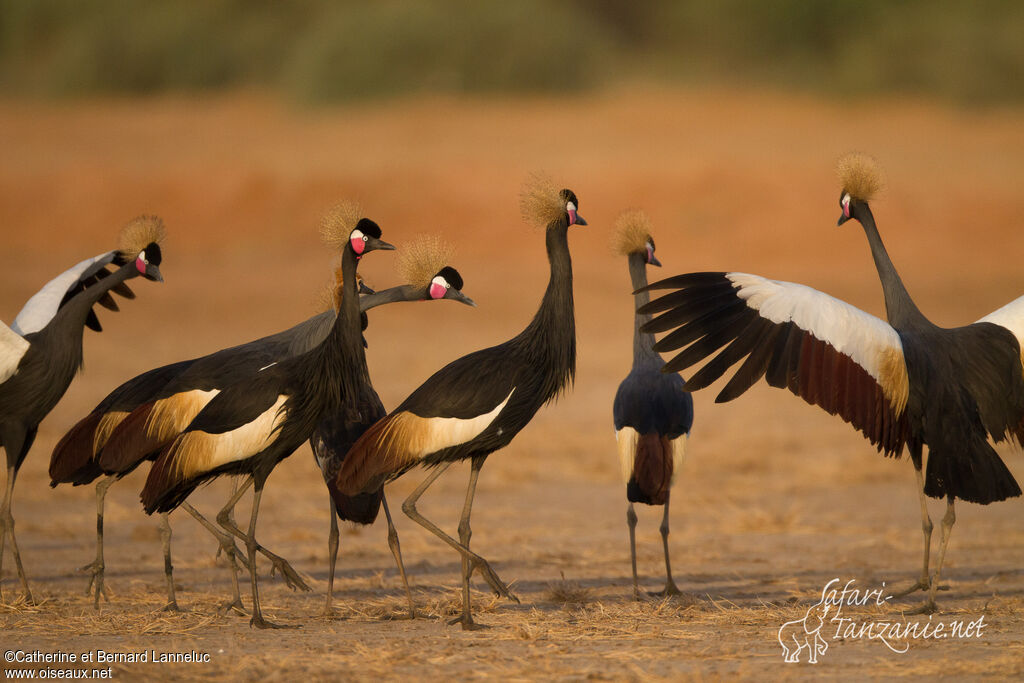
648, 254, 662, 267
447, 289, 477, 307
573, 214, 588, 226
367, 237, 396, 252
358, 281, 375, 295
143, 264, 164, 282
837, 213, 850, 226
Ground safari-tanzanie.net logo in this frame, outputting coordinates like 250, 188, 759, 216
777, 578, 986, 664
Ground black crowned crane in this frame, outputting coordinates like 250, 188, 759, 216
611, 210, 693, 600
638, 153, 1023, 614
315, 234, 475, 618
0, 217, 165, 602
140, 219, 393, 629
335, 176, 585, 629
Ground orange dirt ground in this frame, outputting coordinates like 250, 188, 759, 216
0, 89, 1022, 680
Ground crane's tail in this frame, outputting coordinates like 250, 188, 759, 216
327, 481, 383, 525
925, 439, 1021, 504
626, 433, 674, 505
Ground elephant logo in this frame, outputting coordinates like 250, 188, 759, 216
778, 588, 833, 664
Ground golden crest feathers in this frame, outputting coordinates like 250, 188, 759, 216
837, 152, 885, 202
118, 215, 166, 258
319, 200, 363, 248
612, 208, 653, 256
519, 172, 564, 228
398, 235, 453, 289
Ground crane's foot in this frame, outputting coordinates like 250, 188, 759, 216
249, 614, 300, 630
215, 542, 251, 572
218, 598, 247, 616
159, 600, 184, 613
78, 560, 111, 608
889, 578, 950, 599
649, 582, 683, 598
447, 613, 487, 631
262, 550, 311, 592
472, 559, 518, 604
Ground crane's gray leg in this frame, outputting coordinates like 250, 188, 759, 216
651, 492, 682, 597
380, 492, 416, 619
911, 498, 956, 615
216, 476, 309, 592
449, 456, 486, 630
891, 458, 935, 598
1, 426, 36, 604
182, 499, 251, 577
322, 498, 339, 617
241, 479, 297, 630
80, 475, 114, 608
0, 457, 34, 604
208, 484, 253, 616
157, 513, 182, 612
626, 503, 640, 600
401, 461, 518, 605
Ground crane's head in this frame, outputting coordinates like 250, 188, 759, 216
560, 189, 587, 227
427, 266, 475, 306
520, 173, 587, 229
836, 152, 884, 226
612, 208, 661, 266
118, 215, 166, 282
349, 218, 395, 257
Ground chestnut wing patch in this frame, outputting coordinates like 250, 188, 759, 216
641, 272, 909, 456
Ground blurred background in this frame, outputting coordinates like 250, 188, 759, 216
2, 0, 1023, 103
1, 4, 1023, 676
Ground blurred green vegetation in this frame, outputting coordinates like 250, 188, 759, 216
0, 0, 1022, 103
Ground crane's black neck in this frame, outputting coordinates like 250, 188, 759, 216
31, 260, 138, 365
291, 246, 370, 425
855, 202, 926, 328
517, 218, 576, 394
628, 252, 661, 367
359, 284, 422, 311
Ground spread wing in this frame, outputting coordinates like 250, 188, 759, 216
13, 251, 134, 334
640, 272, 909, 455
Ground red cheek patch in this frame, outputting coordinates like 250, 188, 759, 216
351, 237, 365, 254
135, 256, 146, 274
429, 282, 446, 299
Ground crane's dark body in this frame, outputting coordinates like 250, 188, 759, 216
848, 201, 1022, 503
897, 322, 1022, 503
614, 252, 692, 506
364, 222, 575, 486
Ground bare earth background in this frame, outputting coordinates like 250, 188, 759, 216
1, 89, 1022, 680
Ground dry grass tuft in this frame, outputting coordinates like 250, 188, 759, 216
544, 573, 592, 606
397, 234, 453, 289
319, 200, 363, 248
611, 208, 653, 256
519, 171, 563, 228
837, 152, 885, 202
118, 215, 166, 257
